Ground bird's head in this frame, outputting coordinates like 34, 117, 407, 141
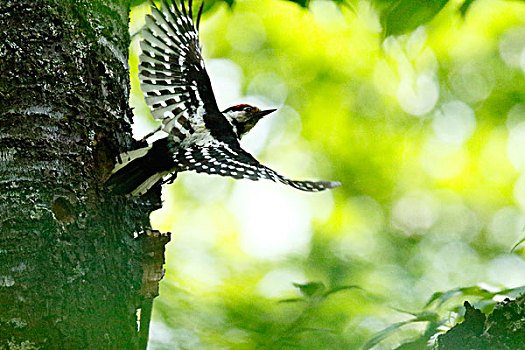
222, 104, 277, 138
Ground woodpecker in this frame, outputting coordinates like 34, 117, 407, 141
106, 0, 340, 195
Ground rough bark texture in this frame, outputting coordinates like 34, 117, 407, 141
0, 0, 168, 348
436, 295, 525, 350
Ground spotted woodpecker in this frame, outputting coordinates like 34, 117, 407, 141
106, 0, 340, 196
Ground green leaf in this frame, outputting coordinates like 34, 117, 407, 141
130, 0, 149, 6
293, 282, 327, 297
376, 0, 449, 37
390, 308, 437, 319
424, 285, 525, 309
323, 285, 362, 298
511, 236, 525, 252
285, 0, 311, 7
277, 298, 305, 304
459, 0, 477, 17
425, 291, 444, 307
499, 285, 525, 298
363, 321, 409, 350
425, 286, 493, 308
296, 327, 334, 334
219, 0, 235, 7
394, 320, 442, 350
363, 312, 439, 350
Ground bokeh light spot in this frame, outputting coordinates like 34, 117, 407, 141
488, 255, 525, 288
499, 26, 525, 68
392, 191, 438, 234
228, 182, 312, 260
421, 139, 466, 179
256, 268, 306, 298
433, 101, 476, 145
507, 122, 525, 171
397, 73, 439, 116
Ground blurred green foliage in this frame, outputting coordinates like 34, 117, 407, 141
128, 0, 525, 348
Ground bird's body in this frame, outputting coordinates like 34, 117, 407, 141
107, 0, 340, 195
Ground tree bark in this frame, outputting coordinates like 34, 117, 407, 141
436, 296, 525, 350
0, 0, 168, 348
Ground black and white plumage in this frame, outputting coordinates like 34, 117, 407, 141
107, 0, 340, 195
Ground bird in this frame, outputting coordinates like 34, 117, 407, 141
106, 0, 340, 196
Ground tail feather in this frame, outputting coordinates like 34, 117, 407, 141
106, 139, 175, 195
106, 154, 159, 195
112, 146, 152, 174
129, 172, 166, 196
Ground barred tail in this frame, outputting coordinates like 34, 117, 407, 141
106, 139, 175, 196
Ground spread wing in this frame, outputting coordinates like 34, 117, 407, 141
173, 140, 341, 192
139, 0, 219, 142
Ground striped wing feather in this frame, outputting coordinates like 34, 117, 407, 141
139, 0, 219, 143
173, 140, 341, 192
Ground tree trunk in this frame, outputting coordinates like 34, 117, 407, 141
0, 0, 168, 348
435, 296, 525, 350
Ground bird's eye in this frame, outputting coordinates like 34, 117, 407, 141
244, 106, 254, 112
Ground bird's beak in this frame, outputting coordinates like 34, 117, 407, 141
242, 109, 278, 135
254, 109, 277, 120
